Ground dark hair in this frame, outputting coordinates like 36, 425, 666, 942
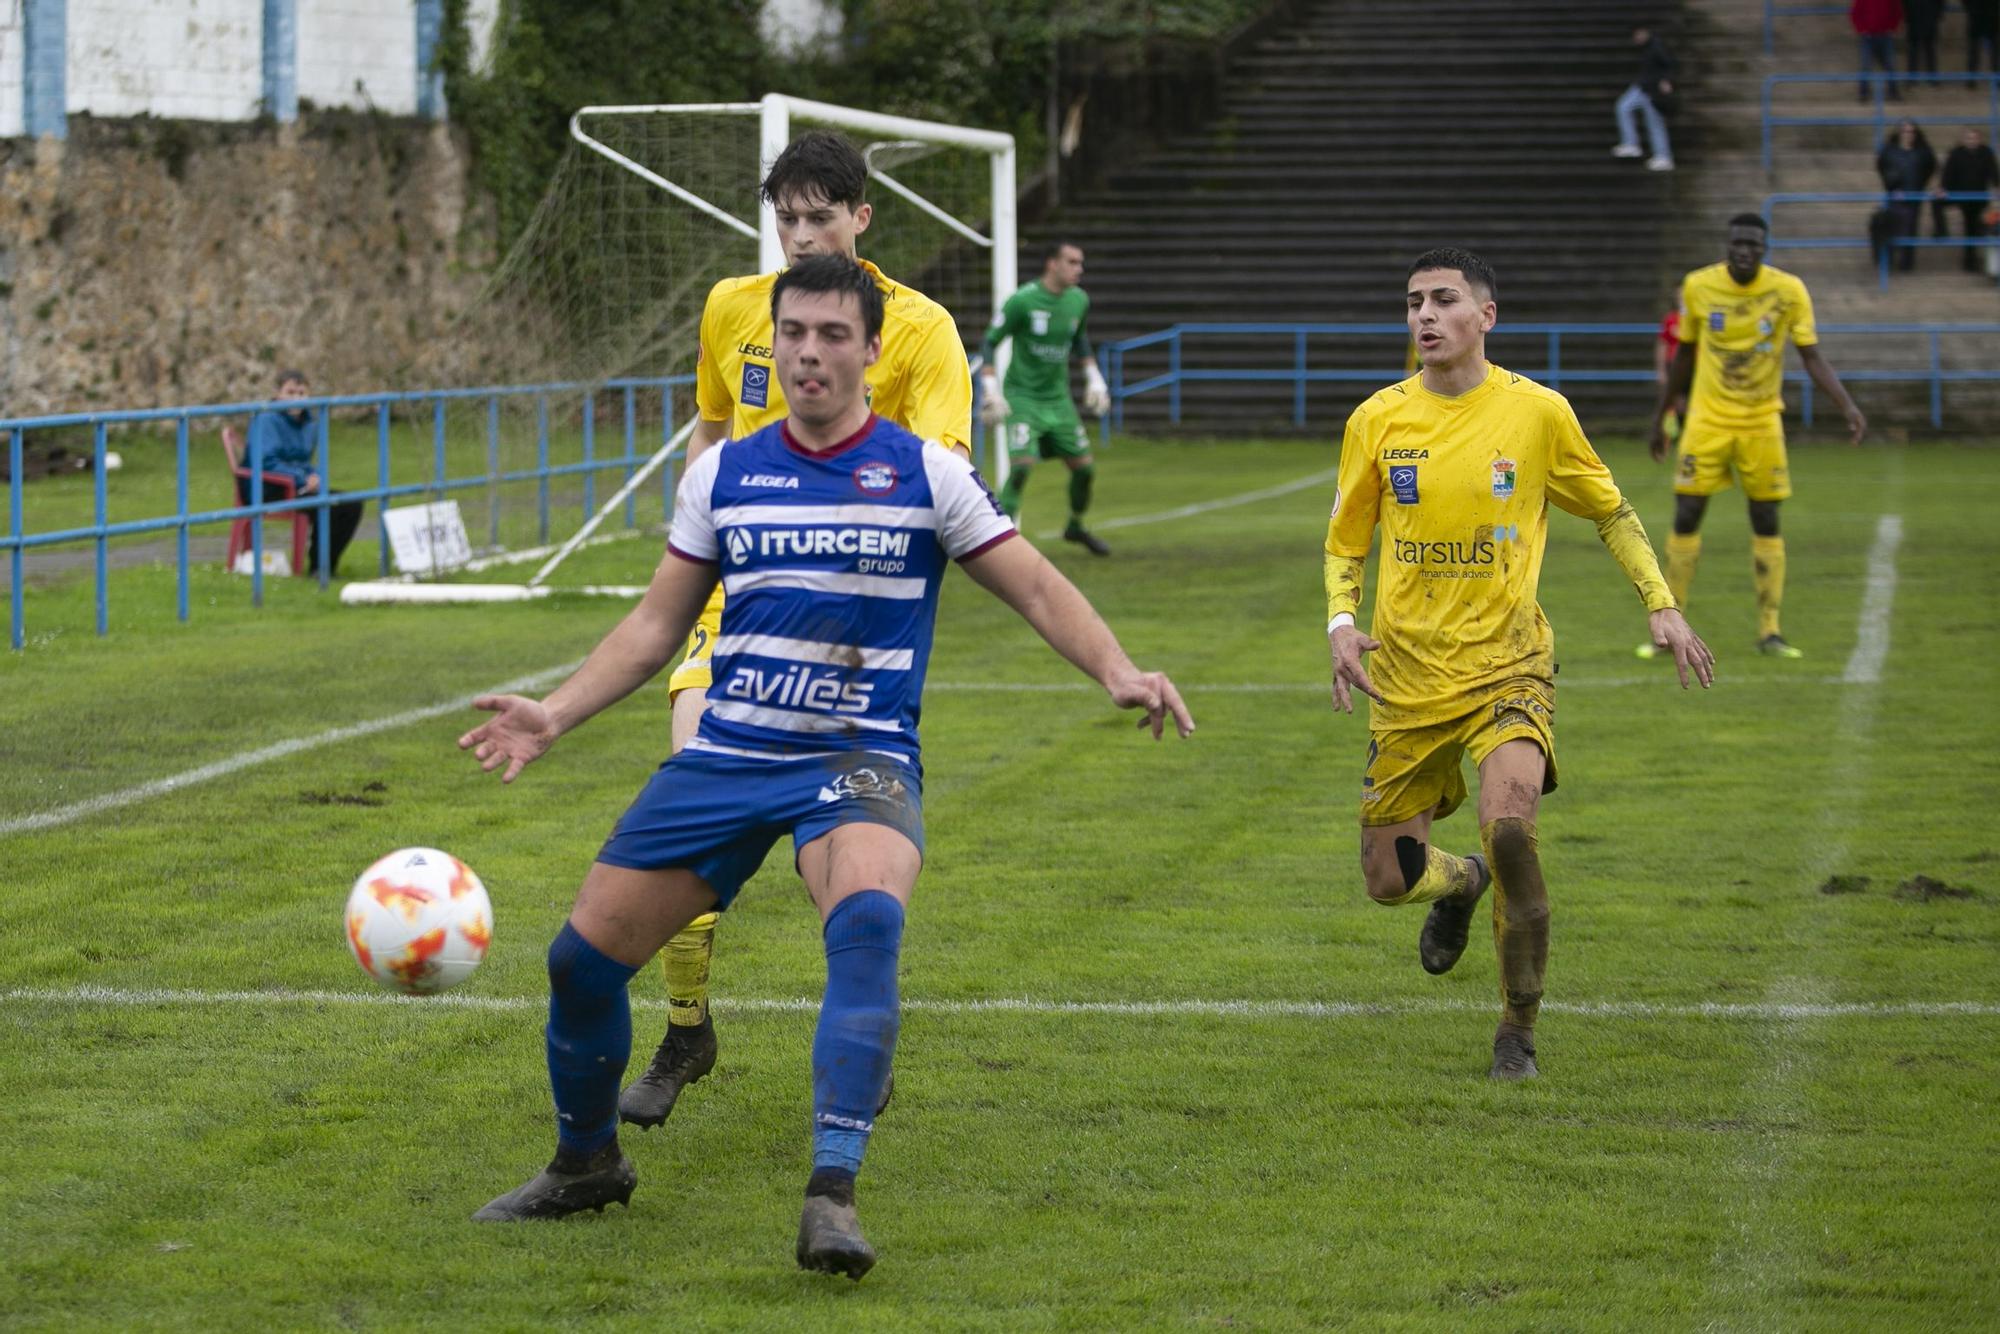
761, 130, 867, 211
771, 253, 885, 341
1042, 238, 1083, 264
276, 368, 308, 389
1406, 247, 1497, 302
1727, 212, 1769, 233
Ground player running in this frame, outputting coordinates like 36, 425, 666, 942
460, 255, 1193, 1278
1643, 213, 1867, 659
619, 131, 974, 1131
1326, 248, 1713, 1080
977, 240, 1113, 553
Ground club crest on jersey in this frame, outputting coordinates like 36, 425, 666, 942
1708, 310, 1725, 332
1030, 311, 1050, 335
725, 529, 753, 565
741, 362, 770, 409
1491, 458, 1516, 499
1390, 466, 1420, 505
854, 462, 899, 495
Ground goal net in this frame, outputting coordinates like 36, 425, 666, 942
342, 94, 1016, 607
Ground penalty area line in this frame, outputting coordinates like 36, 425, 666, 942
1033, 467, 1339, 541
4, 985, 1997, 1022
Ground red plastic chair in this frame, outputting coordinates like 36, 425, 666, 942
222, 425, 310, 574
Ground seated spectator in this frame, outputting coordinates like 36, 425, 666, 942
1611, 25, 1677, 171
1877, 118, 1937, 270
1854, 0, 1905, 101
244, 368, 364, 576
1936, 127, 2000, 271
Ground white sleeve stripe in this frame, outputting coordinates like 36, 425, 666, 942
722, 568, 927, 601
713, 502, 938, 529
715, 634, 915, 671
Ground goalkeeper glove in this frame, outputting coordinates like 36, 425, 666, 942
1082, 361, 1111, 418
977, 369, 1011, 426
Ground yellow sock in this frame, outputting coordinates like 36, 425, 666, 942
1481, 818, 1549, 1030
1372, 839, 1477, 906
660, 912, 718, 1027
1664, 531, 1701, 611
1751, 535, 1785, 640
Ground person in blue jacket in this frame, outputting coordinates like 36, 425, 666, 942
244, 369, 363, 576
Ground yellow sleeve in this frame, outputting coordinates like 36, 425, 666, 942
1324, 405, 1382, 558
1788, 275, 1819, 349
1676, 274, 1702, 348
1324, 553, 1366, 623
1544, 397, 1626, 521
694, 284, 734, 423
898, 315, 974, 457
1594, 501, 1676, 612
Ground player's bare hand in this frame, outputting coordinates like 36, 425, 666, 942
1647, 609, 1715, 690
1328, 624, 1385, 713
1844, 403, 1868, 447
1648, 419, 1671, 462
1107, 669, 1194, 739
458, 694, 558, 783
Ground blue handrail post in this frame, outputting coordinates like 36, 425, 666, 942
1293, 329, 1307, 428
316, 406, 333, 589
1929, 329, 1943, 427
486, 396, 501, 551
93, 422, 109, 636
10, 429, 25, 650
431, 397, 447, 554
622, 385, 637, 530
661, 387, 676, 523
1547, 330, 1562, 391
248, 414, 266, 608
375, 402, 391, 576
581, 392, 596, 522
536, 394, 551, 545
1169, 329, 1183, 426
175, 416, 190, 624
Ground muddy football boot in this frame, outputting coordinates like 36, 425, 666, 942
618, 1019, 718, 1129
1489, 1023, 1540, 1082
1419, 854, 1490, 976
472, 1141, 637, 1221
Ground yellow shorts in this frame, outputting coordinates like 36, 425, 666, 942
1674, 416, 1791, 501
1360, 679, 1558, 827
666, 584, 725, 698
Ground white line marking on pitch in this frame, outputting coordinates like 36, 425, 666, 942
0, 661, 583, 838
4, 985, 1995, 1021
1842, 514, 1902, 685
1034, 467, 1339, 540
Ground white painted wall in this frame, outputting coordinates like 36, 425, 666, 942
760, 0, 839, 58
0, 3, 23, 137
69, 0, 264, 122
298, 0, 415, 114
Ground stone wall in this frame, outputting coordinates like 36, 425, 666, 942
0, 110, 494, 417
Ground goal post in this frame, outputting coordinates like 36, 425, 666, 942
343, 94, 1018, 608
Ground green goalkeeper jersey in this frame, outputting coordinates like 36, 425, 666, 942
984, 281, 1093, 416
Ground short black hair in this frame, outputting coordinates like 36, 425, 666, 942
1042, 238, 1083, 264
761, 130, 867, 211
276, 368, 308, 389
771, 253, 885, 342
1727, 212, 1769, 233
1406, 247, 1497, 302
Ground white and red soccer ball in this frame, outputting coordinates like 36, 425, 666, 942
344, 847, 492, 994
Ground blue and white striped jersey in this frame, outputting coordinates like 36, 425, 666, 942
666, 414, 1016, 766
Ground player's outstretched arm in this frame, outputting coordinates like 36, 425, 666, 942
1798, 345, 1868, 446
458, 552, 719, 782
959, 537, 1193, 739
1590, 500, 1716, 690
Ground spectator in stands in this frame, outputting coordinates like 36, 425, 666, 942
1969, 0, 2000, 83
1877, 119, 1938, 270
1907, 0, 1944, 79
1936, 127, 2000, 270
245, 369, 364, 576
1611, 25, 1677, 171
1853, 0, 1905, 101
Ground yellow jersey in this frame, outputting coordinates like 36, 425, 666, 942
1326, 366, 1631, 728
1678, 261, 1818, 430
694, 258, 972, 453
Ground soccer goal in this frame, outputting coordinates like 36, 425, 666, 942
341, 94, 1016, 608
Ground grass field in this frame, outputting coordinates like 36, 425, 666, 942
3, 436, 1998, 1330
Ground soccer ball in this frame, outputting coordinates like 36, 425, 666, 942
344, 847, 493, 994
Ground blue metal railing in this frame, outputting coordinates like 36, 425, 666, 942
1763, 190, 2000, 288
3, 376, 690, 650
1762, 72, 2000, 172
1100, 320, 2000, 434
1763, 1, 1971, 56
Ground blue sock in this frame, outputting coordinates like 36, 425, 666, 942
545, 920, 639, 1157
811, 890, 904, 1175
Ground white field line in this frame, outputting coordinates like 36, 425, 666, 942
1033, 467, 1339, 540
0, 661, 583, 838
4, 985, 1996, 1021
1842, 514, 1902, 685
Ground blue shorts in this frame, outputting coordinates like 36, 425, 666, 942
596, 750, 924, 908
